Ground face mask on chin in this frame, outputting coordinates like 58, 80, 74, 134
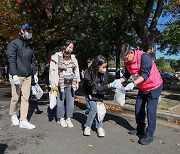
65, 49, 72, 54
24, 31, 32, 40
99, 68, 106, 74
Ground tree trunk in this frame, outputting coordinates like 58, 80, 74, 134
45, 43, 55, 61
140, 32, 156, 59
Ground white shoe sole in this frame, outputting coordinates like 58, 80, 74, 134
11, 123, 19, 126
67, 125, 74, 128
19, 125, 35, 129
66, 122, 74, 128
59, 123, 68, 128
84, 130, 91, 136
98, 134, 105, 137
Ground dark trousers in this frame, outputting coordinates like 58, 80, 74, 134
135, 85, 162, 137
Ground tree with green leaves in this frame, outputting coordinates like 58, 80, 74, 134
0, 0, 179, 71
108, 0, 180, 58
170, 59, 180, 72
0, 0, 135, 70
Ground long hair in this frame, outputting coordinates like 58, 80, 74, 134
87, 55, 107, 84
62, 40, 74, 51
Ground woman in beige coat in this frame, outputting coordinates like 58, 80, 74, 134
49, 40, 80, 127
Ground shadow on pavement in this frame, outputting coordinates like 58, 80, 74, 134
104, 113, 134, 131
27, 100, 43, 121
74, 101, 134, 131
47, 106, 57, 122
0, 144, 8, 154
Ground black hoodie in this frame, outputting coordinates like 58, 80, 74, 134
7, 37, 36, 77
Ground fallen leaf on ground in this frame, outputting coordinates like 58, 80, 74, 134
167, 119, 180, 125
130, 138, 138, 143
87, 144, 93, 147
159, 141, 165, 144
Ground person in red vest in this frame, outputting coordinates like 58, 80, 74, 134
114, 43, 163, 145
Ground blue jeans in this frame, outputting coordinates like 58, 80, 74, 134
56, 87, 74, 118
135, 85, 162, 137
85, 101, 103, 129
85, 96, 90, 109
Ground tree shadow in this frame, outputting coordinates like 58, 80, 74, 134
0, 144, 8, 154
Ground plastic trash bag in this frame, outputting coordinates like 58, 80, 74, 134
97, 102, 106, 122
114, 86, 126, 106
49, 90, 58, 109
31, 83, 43, 100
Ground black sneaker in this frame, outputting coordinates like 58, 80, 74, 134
128, 130, 137, 135
35, 110, 43, 114
139, 136, 153, 145
128, 129, 145, 138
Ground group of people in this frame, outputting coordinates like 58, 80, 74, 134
7, 23, 163, 145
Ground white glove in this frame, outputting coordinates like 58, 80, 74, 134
125, 82, 135, 91
13, 75, 20, 85
110, 79, 122, 88
34, 74, 38, 83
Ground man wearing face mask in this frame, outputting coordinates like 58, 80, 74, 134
7, 23, 38, 129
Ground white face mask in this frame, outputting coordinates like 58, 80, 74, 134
99, 68, 107, 74
24, 31, 32, 40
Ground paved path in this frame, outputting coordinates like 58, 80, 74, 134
0, 87, 180, 154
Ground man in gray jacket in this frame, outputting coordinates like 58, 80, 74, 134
7, 23, 38, 129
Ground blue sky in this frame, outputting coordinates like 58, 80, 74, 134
156, 51, 180, 60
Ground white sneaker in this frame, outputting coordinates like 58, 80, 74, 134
84, 127, 91, 136
11, 114, 19, 126
19, 120, 35, 129
97, 128, 105, 137
58, 118, 68, 128
66, 118, 74, 128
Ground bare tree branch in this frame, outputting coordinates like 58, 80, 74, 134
150, 0, 164, 31
143, 0, 154, 23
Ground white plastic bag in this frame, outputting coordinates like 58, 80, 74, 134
114, 86, 126, 106
31, 83, 43, 100
49, 91, 57, 109
97, 102, 106, 122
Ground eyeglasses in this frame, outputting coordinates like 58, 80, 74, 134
121, 53, 130, 61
